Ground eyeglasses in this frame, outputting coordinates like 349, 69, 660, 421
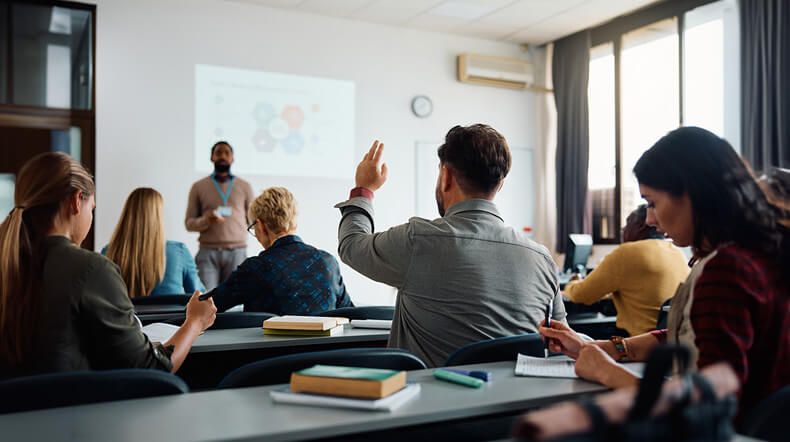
247, 221, 256, 236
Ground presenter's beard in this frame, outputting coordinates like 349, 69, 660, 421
214, 162, 231, 174
435, 187, 445, 217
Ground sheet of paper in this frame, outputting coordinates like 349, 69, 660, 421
515, 354, 578, 378
142, 322, 180, 343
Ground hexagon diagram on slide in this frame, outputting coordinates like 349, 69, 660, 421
251, 127, 277, 152
281, 105, 305, 129
282, 130, 304, 154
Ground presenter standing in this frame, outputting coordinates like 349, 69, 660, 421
185, 141, 255, 291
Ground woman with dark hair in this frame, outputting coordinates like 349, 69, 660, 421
563, 204, 689, 336
540, 127, 790, 418
0, 152, 216, 379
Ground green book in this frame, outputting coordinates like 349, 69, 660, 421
296, 365, 400, 381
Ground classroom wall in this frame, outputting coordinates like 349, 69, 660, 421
90, 0, 539, 305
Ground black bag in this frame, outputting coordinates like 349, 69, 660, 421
540, 345, 737, 442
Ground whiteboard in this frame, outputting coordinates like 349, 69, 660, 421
415, 142, 535, 236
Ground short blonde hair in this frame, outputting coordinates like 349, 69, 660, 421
248, 187, 298, 234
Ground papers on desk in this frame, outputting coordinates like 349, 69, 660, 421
270, 383, 420, 411
142, 323, 180, 343
515, 354, 646, 379
350, 319, 392, 329
515, 354, 578, 378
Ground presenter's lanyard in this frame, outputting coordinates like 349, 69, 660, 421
211, 175, 235, 206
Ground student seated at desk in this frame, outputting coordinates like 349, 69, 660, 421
102, 188, 206, 298
540, 127, 790, 420
563, 204, 689, 336
0, 153, 216, 379
206, 187, 353, 314
335, 125, 566, 368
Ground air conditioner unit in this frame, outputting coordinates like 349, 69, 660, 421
457, 53, 534, 90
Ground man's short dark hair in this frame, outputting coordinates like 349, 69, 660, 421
437, 124, 511, 195
211, 141, 233, 155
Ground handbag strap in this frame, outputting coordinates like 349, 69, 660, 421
628, 345, 690, 420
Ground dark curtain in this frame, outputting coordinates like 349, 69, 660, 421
553, 31, 591, 253
740, 0, 790, 171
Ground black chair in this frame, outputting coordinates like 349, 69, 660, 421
217, 348, 426, 389
164, 311, 277, 329
740, 384, 790, 442
317, 306, 394, 320
0, 369, 189, 414
443, 334, 544, 366
131, 294, 191, 306
656, 297, 673, 329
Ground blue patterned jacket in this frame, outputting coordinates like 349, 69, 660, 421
210, 235, 353, 314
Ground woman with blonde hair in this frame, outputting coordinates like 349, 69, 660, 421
104, 188, 205, 298
0, 152, 215, 379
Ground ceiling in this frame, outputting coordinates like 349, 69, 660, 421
225, 0, 662, 45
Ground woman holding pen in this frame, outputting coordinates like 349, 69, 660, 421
539, 127, 790, 420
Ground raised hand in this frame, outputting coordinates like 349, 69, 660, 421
355, 140, 388, 191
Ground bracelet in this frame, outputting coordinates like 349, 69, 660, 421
610, 336, 629, 362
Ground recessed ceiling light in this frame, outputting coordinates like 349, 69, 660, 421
428, 1, 500, 20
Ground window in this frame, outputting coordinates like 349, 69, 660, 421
586, 0, 737, 243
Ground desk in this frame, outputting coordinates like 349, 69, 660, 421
0, 361, 607, 442
179, 325, 390, 389
133, 304, 185, 315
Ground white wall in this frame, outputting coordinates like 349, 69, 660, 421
91, 0, 538, 305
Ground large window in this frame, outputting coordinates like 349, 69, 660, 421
587, 0, 737, 243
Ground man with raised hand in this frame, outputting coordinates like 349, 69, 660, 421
335, 125, 566, 367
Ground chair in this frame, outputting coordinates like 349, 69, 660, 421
317, 306, 394, 320
217, 348, 427, 389
164, 311, 277, 329
131, 294, 191, 306
0, 369, 189, 414
443, 334, 544, 366
740, 384, 790, 442
656, 297, 673, 329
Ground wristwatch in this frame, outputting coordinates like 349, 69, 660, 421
610, 336, 629, 362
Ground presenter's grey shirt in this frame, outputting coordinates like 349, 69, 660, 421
335, 197, 566, 367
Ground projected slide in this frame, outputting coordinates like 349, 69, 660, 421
195, 64, 355, 178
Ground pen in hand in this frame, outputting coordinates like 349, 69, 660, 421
198, 291, 214, 301
544, 301, 553, 358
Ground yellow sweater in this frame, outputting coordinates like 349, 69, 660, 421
564, 239, 689, 336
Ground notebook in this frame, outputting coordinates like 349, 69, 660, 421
515, 354, 578, 378
515, 354, 646, 379
141, 323, 180, 343
350, 319, 392, 329
270, 383, 420, 411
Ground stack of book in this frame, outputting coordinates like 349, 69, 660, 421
270, 365, 421, 411
262, 316, 349, 336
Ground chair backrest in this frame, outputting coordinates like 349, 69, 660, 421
443, 334, 544, 366
164, 312, 277, 329
740, 384, 790, 441
131, 294, 191, 306
0, 369, 189, 414
217, 348, 427, 389
316, 306, 394, 320
656, 297, 673, 330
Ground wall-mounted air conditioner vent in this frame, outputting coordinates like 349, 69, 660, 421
458, 53, 535, 90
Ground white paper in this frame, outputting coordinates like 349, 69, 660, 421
515, 354, 578, 378
270, 383, 421, 411
350, 319, 392, 329
142, 323, 180, 343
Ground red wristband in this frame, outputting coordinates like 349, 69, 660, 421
350, 187, 374, 200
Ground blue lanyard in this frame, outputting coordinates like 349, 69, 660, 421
211, 175, 234, 206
